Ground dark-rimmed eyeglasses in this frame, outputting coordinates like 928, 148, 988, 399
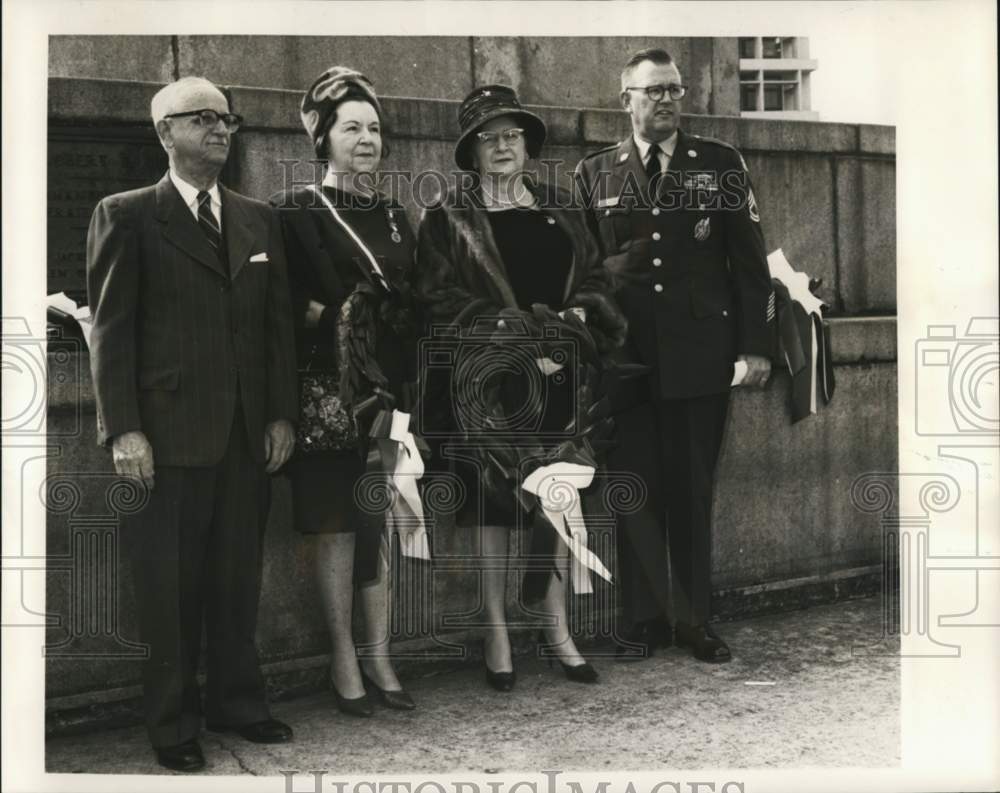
163, 109, 243, 132
476, 128, 525, 146
624, 84, 688, 102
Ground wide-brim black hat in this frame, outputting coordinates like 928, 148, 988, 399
453, 84, 547, 171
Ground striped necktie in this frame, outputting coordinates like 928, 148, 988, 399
197, 190, 225, 265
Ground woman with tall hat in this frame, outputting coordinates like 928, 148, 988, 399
415, 85, 627, 691
270, 66, 427, 716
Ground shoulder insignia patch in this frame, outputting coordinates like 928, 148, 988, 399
748, 188, 761, 223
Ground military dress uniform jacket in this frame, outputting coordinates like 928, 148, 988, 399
574, 130, 775, 400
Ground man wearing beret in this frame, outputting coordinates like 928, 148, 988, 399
575, 48, 774, 663
86, 76, 298, 771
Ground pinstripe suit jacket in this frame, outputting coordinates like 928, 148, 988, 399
86, 173, 298, 467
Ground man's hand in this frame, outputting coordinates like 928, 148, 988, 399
112, 430, 155, 490
738, 354, 772, 387
304, 299, 326, 328
559, 306, 587, 323
264, 419, 295, 473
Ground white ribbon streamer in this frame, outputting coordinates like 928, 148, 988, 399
380, 410, 431, 561
521, 461, 612, 594
767, 248, 824, 317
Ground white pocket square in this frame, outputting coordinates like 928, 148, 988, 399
250, 252, 269, 263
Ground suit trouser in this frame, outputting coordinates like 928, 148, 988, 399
123, 400, 272, 748
611, 390, 730, 628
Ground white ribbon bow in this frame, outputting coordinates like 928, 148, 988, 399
378, 410, 431, 561
521, 461, 612, 594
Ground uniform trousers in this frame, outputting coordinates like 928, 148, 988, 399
612, 390, 731, 629
122, 398, 272, 748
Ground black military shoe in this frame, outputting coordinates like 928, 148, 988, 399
675, 622, 731, 663
207, 718, 293, 743
155, 740, 205, 772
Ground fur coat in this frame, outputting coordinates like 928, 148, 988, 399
414, 180, 627, 353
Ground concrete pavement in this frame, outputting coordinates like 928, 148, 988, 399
45, 597, 899, 774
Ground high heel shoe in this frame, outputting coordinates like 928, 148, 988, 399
481, 639, 516, 692
360, 669, 416, 711
331, 679, 374, 717
537, 630, 599, 684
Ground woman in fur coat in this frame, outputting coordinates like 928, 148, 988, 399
415, 85, 627, 691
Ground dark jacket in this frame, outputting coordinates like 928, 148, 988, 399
269, 185, 416, 392
574, 129, 775, 400
86, 173, 298, 466
414, 180, 627, 355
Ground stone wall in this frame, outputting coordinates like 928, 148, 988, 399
49, 35, 740, 115
44, 75, 897, 722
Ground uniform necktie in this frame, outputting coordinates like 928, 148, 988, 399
197, 190, 222, 253
645, 143, 662, 181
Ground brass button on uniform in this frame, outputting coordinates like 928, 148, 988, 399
652, 257, 662, 267
652, 232, 661, 241
653, 284, 664, 293
652, 208, 661, 216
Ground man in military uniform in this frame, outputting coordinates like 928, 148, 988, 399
575, 48, 774, 662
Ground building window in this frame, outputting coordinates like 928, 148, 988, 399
762, 37, 783, 58
763, 85, 782, 110
738, 36, 816, 118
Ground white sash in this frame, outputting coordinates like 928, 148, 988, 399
307, 184, 390, 291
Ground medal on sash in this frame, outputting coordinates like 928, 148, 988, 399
387, 207, 402, 243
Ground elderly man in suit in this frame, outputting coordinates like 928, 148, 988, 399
86, 76, 298, 771
576, 48, 774, 664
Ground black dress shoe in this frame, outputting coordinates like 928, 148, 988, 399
206, 718, 293, 743
537, 631, 600, 683
155, 740, 205, 772
332, 686, 374, 717
556, 659, 599, 683
361, 670, 417, 711
675, 622, 732, 663
485, 666, 516, 692
481, 638, 516, 692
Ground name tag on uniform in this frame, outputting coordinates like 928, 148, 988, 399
597, 196, 620, 208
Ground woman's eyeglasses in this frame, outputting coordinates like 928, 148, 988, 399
163, 108, 244, 132
624, 84, 687, 102
475, 128, 525, 146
